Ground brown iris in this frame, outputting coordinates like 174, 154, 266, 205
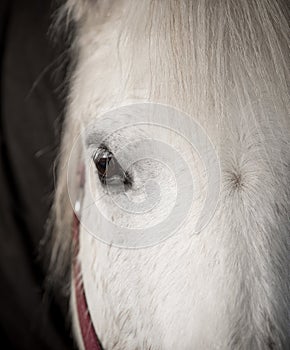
93, 147, 132, 187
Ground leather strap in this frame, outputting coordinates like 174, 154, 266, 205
72, 214, 102, 350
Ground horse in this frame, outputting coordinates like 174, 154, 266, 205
50, 0, 290, 349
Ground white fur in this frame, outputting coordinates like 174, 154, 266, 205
53, 1, 289, 349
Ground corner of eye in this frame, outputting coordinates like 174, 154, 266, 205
124, 171, 134, 189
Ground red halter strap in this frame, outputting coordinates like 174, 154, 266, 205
72, 213, 102, 350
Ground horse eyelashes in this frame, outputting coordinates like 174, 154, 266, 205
93, 146, 132, 187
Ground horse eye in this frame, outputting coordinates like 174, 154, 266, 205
93, 147, 131, 187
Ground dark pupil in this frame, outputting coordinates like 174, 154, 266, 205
97, 156, 110, 176
93, 148, 132, 187
93, 149, 119, 184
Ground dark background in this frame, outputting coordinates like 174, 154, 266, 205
0, 0, 73, 349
